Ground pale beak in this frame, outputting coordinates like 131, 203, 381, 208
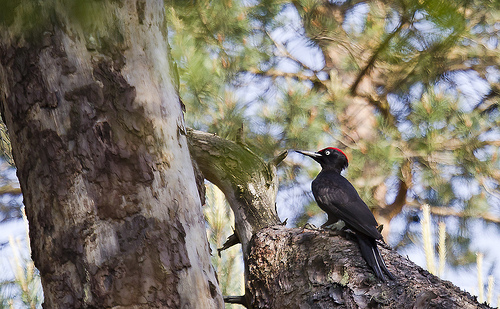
295, 150, 321, 158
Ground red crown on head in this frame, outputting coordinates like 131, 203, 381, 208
320, 147, 348, 162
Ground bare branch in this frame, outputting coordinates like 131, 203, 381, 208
246, 67, 323, 84
406, 203, 500, 224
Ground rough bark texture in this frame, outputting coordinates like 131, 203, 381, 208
247, 226, 490, 309
0, 1, 222, 308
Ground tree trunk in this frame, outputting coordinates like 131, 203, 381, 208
0, 1, 222, 308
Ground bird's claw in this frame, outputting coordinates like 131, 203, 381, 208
322, 220, 345, 231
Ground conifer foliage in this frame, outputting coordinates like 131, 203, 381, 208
168, 0, 500, 288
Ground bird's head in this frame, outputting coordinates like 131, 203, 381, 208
295, 147, 349, 172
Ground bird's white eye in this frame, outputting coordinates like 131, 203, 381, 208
325, 150, 330, 155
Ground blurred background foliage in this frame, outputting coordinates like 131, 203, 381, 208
168, 0, 500, 229
0, 0, 499, 307
166, 0, 500, 304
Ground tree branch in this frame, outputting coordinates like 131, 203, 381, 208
378, 160, 412, 221
248, 226, 492, 309
187, 130, 490, 308
405, 203, 500, 224
0, 184, 21, 195
186, 128, 283, 258
247, 67, 323, 84
350, 20, 408, 95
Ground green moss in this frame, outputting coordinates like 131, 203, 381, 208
0, 0, 120, 45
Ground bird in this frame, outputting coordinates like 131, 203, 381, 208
296, 147, 395, 281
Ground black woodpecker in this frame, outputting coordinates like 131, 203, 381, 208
296, 147, 395, 281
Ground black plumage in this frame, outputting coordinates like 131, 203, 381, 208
296, 147, 395, 281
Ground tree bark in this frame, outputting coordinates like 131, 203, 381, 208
247, 226, 490, 309
0, 1, 222, 308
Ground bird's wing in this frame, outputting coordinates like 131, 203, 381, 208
312, 172, 382, 240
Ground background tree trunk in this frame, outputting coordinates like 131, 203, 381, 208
0, 1, 222, 308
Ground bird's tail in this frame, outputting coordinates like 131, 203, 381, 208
355, 234, 395, 282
